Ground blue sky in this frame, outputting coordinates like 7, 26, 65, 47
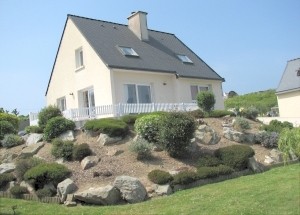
0, 0, 299, 114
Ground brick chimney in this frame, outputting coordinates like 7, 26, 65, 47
128, 11, 149, 41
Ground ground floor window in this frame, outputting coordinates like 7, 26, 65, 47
190, 85, 211, 100
57, 97, 66, 111
125, 84, 152, 103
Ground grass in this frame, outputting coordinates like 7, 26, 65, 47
0, 164, 299, 215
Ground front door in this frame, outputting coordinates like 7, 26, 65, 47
80, 88, 95, 118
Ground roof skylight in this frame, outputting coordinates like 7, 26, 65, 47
118, 46, 139, 56
177, 54, 193, 63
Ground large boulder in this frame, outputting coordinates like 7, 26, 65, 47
81, 156, 100, 170
74, 185, 120, 205
19, 142, 44, 159
57, 178, 77, 202
97, 133, 122, 146
223, 128, 245, 143
113, 176, 147, 203
26, 133, 43, 146
0, 163, 15, 174
195, 125, 220, 145
153, 184, 172, 196
270, 149, 284, 163
248, 157, 264, 173
20, 181, 35, 193
58, 130, 75, 141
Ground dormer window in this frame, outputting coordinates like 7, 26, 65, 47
177, 54, 193, 64
118, 46, 139, 56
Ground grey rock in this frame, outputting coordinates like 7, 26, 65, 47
20, 181, 34, 193
9, 181, 16, 190
1, 153, 18, 163
74, 185, 120, 205
26, 133, 43, 146
264, 155, 275, 164
152, 145, 163, 152
81, 156, 100, 170
64, 201, 77, 207
18, 131, 27, 136
58, 130, 75, 141
21, 134, 29, 142
44, 183, 56, 193
248, 157, 264, 173
113, 176, 147, 203
57, 178, 77, 202
270, 149, 283, 163
19, 142, 44, 159
0, 163, 15, 174
223, 128, 245, 143
55, 158, 65, 164
97, 133, 122, 145
195, 125, 220, 145
153, 184, 172, 196
65, 194, 75, 202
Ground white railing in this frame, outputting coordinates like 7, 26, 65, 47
29, 103, 198, 125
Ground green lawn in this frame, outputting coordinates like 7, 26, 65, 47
1, 164, 299, 215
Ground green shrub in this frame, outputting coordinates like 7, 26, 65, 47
206, 110, 234, 118
25, 125, 43, 134
0, 113, 19, 130
197, 91, 216, 112
72, 143, 92, 161
43, 116, 75, 141
255, 131, 279, 148
172, 171, 198, 185
215, 145, 255, 170
129, 138, 153, 160
36, 187, 55, 198
278, 128, 300, 162
121, 114, 140, 126
148, 169, 173, 185
197, 154, 222, 167
0, 121, 16, 140
187, 109, 205, 119
233, 117, 250, 132
260, 120, 293, 133
24, 163, 71, 189
51, 139, 74, 161
240, 106, 259, 120
38, 105, 62, 130
1, 134, 24, 148
197, 165, 234, 179
0, 173, 15, 189
15, 158, 44, 181
134, 114, 163, 143
10, 185, 28, 198
159, 112, 196, 158
84, 118, 128, 137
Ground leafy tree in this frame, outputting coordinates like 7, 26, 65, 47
196, 91, 215, 112
11, 108, 19, 116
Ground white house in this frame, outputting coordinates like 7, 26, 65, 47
276, 58, 300, 118
45, 11, 225, 119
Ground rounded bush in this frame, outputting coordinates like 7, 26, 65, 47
129, 138, 153, 160
44, 116, 75, 141
10, 185, 28, 198
0, 173, 15, 189
196, 91, 216, 112
84, 118, 128, 137
134, 114, 163, 143
197, 154, 222, 167
25, 125, 43, 134
38, 105, 62, 130
148, 170, 173, 185
188, 109, 205, 119
24, 163, 71, 189
260, 120, 293, 133
72, 143, 92, 161
197, 165, 234, 179
172, 171, 198, 185
159, 112, 196, 158
240, 106, 259, 120
215, 145, 255, 170
0, 113, 19, 130
36, 187, 55, 198
1, 134, 24, 148
51, 139, 74, 161
255, 131, 279, 148
233, 117, 250, 132
15, 157, 45, 181
0, 121, 16, 140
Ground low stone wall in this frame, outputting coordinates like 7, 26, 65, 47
0, 191, 61, 204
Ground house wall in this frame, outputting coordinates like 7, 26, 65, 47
111, 69, 224, 110
277, 90, 300, 117
46, 19, 113, 109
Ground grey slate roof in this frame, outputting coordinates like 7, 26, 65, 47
276, 58, 300, 93
69, 15, 224, 80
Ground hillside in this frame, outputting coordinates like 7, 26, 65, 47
225, 89, 277, 114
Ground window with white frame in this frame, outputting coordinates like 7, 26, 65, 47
190, 85, 211, 100
118, 46, 139, 57
177, 54, 193, 63
57, 97, 66, 111
125, 84, 152, 104
75, 47, 84, 69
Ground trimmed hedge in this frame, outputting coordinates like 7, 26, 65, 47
15, 157, 45, 181
148, 170, 173, 185
197, 154, 222, 167
0, 113, 19, 130
72, 143, 92, 161
197, 165, 234, 179
38, 105, 62, 130
215, 145, 255, 170
84, 118, 128, 137
172, 171, 199, 185
0, 121, 16, 140
44, 116, 75, 141
24, 163, 71, 189
51, 139, 74, 161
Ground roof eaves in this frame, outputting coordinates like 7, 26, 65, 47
275, 87, 300, 95
178, 74, 225, 82
109, 65, 176, 74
